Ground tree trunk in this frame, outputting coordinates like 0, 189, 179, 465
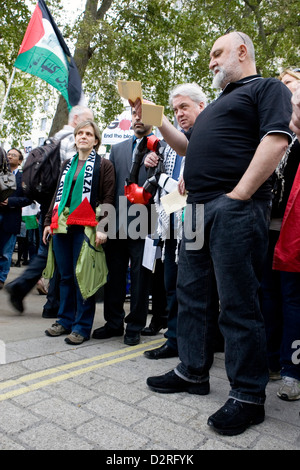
49, 0, 114, 136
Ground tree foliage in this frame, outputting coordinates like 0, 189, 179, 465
0, 0, 299, 143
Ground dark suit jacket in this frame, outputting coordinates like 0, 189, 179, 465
0, 171, 32, 234
109, 137, 152, 235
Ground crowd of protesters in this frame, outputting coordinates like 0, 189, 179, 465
1, 31, 300, 437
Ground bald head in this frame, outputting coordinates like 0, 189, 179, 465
229, 32, 255, 61
209, 32, 257, 89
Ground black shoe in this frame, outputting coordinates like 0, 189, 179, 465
144, 343, 178, 360
92, 324, 123, 339
42, 308, 58, 319
14, 261, 21, 267
141, 322, 167, 336
5, 284, 24, 313
124, 332, 140, 346
147, 370, 210, 395
207, 398, 265, 436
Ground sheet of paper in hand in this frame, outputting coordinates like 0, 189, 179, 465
117, 80, 164, 127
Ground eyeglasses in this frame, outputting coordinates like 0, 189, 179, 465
7, 153, 20, 158
224, 27, 246, 44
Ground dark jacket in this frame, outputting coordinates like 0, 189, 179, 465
0, 171, 32, 234
109, 137, 152, 235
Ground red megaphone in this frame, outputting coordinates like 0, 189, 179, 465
124, 183, 152, 204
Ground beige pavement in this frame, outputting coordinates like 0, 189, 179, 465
0, 264, 299, 452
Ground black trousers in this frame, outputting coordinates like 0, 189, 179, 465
104, 236, 152, 333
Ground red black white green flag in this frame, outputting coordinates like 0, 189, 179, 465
14, 0, 83, 109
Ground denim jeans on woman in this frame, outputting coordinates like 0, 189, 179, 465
175, 194, 271, 405
261, 229, 300, 381
53, 226, 95, 339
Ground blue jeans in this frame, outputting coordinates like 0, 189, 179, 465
53, 227, 95, 339
0, 214, 17, 283
261, 230, 300, 380
176, 195, 271, 405
260, 230, 282, 372
280, 271, 300, 380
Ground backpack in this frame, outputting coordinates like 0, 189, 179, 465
0, 150, 16, 202
21, 134, 71, 206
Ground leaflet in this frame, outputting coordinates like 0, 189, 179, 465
117, 80, 164, 126
161, 190, 187, 215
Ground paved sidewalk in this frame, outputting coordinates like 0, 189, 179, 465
0, 265, 299, 452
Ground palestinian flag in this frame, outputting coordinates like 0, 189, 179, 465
22, 202, 39, 230
14, 0, 82, 109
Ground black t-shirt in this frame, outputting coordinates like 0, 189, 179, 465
184, 75, 293, 203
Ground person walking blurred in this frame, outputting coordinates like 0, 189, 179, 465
0, 148, 31, 289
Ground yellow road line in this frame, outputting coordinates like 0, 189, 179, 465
0, 338, 165, 402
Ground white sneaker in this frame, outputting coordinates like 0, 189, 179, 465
277, 376, 300, 401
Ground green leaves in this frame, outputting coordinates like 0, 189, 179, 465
1, 0, 299, 143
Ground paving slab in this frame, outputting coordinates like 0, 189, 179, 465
0, 264, 299, 453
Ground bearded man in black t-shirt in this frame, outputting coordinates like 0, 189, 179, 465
139, 31, 293, 436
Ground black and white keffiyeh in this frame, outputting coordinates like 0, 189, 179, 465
154, 145, 184, 262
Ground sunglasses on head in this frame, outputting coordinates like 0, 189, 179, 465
224, 27, 246, 44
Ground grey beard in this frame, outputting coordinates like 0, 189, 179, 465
212, 68, 226, 89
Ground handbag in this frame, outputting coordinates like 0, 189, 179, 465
76, 226, 108, 299
0, 156, 16, 202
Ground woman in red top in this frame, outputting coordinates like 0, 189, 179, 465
261, 68, 300, 401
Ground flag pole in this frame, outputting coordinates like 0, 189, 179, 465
0, 67, 16, 132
